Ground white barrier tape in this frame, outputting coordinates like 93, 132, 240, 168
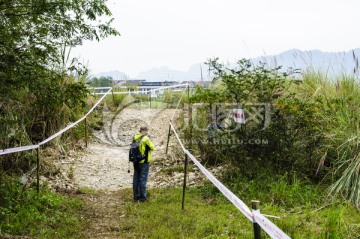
262, 214, 281, 219
147, 83, 189, 93
253, 210, 290, 239
169, 123, 186, 152
38, 116, 86, 146
91, 87, 112, 90
94, 91, 129, 95
170, 125, 291, 239
171, 85, 188, 121
39, 88, 112, 146
186, 151, 253, 221
0, 145, 39, 155
1, 88, 113, 152
93, 84, 189, 95
84, 88, 112, 118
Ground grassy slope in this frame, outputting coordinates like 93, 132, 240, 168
1, 180, 359, 239
0, 179, 86, 238
116, 185, 360, 239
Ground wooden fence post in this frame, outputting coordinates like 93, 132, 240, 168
188, 85, 192, 149
165, 123, 171, 155
36, 147, 40, 194
111, 88, 115, 103
149, 93, 152, 108
182, 153, 188, 210
252, 200, 261, 239
84, 117, 88, 148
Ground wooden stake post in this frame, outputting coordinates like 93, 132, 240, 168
181, 153, 188, 210
36, 147, 40, 193
165, 123, 171, 155
84, 117, 88, 147
252, 200, 261, 239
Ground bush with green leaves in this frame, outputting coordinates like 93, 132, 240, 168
189, 59, 302, 168
189, 60, 360, 207
0, 0, 119, 172
0, 175, 85, 238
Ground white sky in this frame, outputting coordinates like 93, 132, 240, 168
71, 0, 360, 77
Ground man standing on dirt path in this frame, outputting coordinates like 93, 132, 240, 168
132, 126, 154, 202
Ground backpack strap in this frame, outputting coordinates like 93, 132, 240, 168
133, 135, 145, 143
134, 135, 148, 163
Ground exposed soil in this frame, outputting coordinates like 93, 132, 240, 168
72, 106, 184, 190
76, 190, 132, 239
53, 104, 209, 238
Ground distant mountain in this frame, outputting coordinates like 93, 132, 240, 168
92, 70, 128, 81
135, 65, 210, 82
253, 48, 360, 75
95, 49, 360, 82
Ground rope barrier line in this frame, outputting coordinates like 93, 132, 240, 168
84, 88, 112, 118
170, 123, 187, 152
171, 85, 188, 121
186, 151, 253, 220
1, 85, 185, 155
93, 83, 189, 95
0, 145, 39, 156
253, 211, 290, 239
169, 122, 291, 239
1, 88, 113, 155
91, 87, 112, 90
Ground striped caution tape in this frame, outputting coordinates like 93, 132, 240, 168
93, 84, 189, 95
169, 123, 291, 239
0, 145, 39, 155
253, 210, 290, 239
1, 88, 112, 154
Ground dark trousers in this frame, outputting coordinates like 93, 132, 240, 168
133, 163, 150, 201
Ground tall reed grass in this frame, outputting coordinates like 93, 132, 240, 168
299, 71, 360, 206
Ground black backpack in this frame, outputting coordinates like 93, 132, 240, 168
129, 135, 145, 163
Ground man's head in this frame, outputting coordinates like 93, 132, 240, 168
139, 126, 149, 135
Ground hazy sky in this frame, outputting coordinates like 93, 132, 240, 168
71, 0, 360, 77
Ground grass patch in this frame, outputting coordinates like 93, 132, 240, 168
0, 177, 86, 238
118, 181, 360, 239
120, 187, 253, 238
157, 165, 196, 176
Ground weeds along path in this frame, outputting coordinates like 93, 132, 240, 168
70, 106, 183, 238
72, 106, 182, 190
76, 190, 132, 239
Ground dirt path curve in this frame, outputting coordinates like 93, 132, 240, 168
77, 191, 128, 239
72, 106, 182, 190
64, 105, 184, 238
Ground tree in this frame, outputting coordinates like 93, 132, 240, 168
0, 0, 119, 91
0, 0, 119, 150
89, 76, 113, 87
206, 58, 296, 105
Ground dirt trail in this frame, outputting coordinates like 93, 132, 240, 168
72, 106, 182, 190
55, 102, 199, 238
77, 190, 131, 239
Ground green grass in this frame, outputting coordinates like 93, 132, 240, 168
157, 165, 196, 176
1, 174, 358, 239
118, 181, 360, 239
120, 187, 255, 239
0, 177, 86, 238
134, 101, 171, 109
297, 72, 360, 205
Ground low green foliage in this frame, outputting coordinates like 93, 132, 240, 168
0, 176, 86, 238
157, 165, 197, 176
88, 76, 113, 87
189, 60, 360, 207
119, 180, 360, 239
